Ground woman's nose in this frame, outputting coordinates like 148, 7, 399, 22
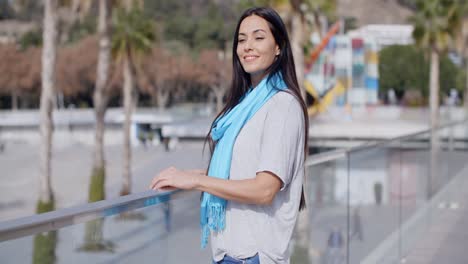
244, 39, 253, 51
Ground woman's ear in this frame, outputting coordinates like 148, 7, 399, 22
275, 45, 280, 56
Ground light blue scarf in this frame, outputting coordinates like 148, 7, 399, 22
200, 72, 287, 248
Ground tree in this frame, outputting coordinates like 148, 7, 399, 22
379, 44, 461, 104
89, 0, 112, 215
452, 1, 468, 110
39, 0, 58, 214
410, 0, 460, 198
0, 45, 40, 109
82, 28, 115, 242
163, 53, 199, 106
139, 47, 173, 109
197, 49, 232, 112
34, 0, 59, 263
56, 36, 97, 97
111, 3, 155, 196
410, 0, 460, 144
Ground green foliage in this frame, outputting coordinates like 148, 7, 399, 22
89, 167, 105, 202
379, 45, 462, 103
144, 0, 238, 52
142, 0, 188, 21
164, 12, 197, 48
410, 0, 460, 52
19, 29, 42, 50
0, 0, 15, 20
237, 0, 264, 10
194, 4, 234, 50
111, 6, 156, 63
34, 199, 57, 264
33, 231, 57, 264
36, 199, 55, 214
343, 17, 358, 32
164, 4, 233, 51
67, 16, 97, 44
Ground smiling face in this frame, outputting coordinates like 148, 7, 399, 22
236, 15, 280, 87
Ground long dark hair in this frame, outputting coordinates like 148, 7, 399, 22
204, 7, 309, 210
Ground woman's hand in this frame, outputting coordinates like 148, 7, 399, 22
149, 167, 206, 191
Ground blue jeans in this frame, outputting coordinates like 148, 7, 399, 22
213, 253, 260, 264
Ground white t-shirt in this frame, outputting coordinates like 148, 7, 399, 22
211, 91, 306, 264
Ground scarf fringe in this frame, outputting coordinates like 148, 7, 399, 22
201, 202, 226, 248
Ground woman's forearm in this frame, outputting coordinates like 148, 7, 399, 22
150, 167, 281, 205
195, 172, 280, 205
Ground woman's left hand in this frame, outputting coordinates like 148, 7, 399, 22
149, 167, 204, 191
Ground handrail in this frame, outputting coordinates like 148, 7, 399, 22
347, 119, 466, 154
0, 190, 183, 242
306, 119, 467, 162
0, 119, 466, 242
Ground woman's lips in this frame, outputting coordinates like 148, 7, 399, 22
244, 55, 259, 62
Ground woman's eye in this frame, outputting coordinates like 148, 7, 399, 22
238, 39, 245, 43
256, 37, 264, 40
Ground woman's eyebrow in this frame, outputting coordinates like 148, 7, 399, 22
238, 29, 267, 36
253, 29, 267, 34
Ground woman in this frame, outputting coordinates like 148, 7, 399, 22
150, 7, 309, 264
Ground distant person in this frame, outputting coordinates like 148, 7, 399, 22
150, 6, 309, 264
324, 227, 345, 264
350, 207, 363, 241
387, 89, 397, 105
327, 227, 343, 249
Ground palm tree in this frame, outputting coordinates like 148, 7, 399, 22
111, 3, 155, 196
454, 2, 468, 111
38, 0, 58, 217
463, 18, 468, 112
410, 0, 460, 196
34, 1, 59, 263
77, 0, 115, 252
410, 0, 459, 143
89, 0, 112, 203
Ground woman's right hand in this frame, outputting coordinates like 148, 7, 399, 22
149, 167, 206, 191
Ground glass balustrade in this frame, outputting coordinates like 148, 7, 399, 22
1, 120, 468, 264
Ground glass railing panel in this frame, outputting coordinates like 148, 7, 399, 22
303, 154, 349, 264
0, 190, 211, 264
441, 124, 468, 182
397, 131, 431, 262
348, 143, 400, 264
